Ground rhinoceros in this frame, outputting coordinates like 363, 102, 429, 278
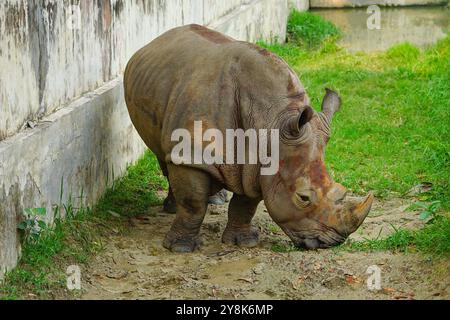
124, 24, 373, 252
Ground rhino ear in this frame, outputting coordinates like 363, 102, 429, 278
286, 106, 314, 136
298, 105, 314, 130
321, 88, 341, 122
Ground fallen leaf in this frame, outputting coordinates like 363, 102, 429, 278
383, 287, 396, 294
108, 210, 121, 218
237, 278, 254, 284
207, 249, 237, 257
134, 215, 150, 221
105, 271, 128, 280
292, 277, 305, 290
345, 275, 359, 284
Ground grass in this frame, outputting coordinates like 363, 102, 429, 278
345, 214, 450, 256
261, 14, 450, 208
96, 151, 167, 217
287, 10, 341, 48
1, 11, 449, 299
271, 242, 296, 253
0, 206, 105, 300
261, 11, 449, 257
0, 152, 166, 299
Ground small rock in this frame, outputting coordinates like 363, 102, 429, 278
322, 275, 346, 289
252, 263, 265, 275
25, 120, 36, 129
404, 182, 432, 196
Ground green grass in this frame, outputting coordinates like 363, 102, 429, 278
287, 10, 341, 48
271, 242, 296, 253
96, 151, 167, 217
0, 152, 166, 299
261, 29, 450, 208
344, 214, 450, 256
261, 12, 449, 257
0, 207, 105, 300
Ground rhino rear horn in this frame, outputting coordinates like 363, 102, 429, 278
321, 88, 341, 122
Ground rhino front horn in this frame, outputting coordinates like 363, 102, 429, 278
342, 193, 374, 236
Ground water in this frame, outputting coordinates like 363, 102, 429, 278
311, 6, 450, 52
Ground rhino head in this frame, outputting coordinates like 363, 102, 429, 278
261, 88, 373, 249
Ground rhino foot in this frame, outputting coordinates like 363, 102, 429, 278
222, 226, 259, 248
163, 231, 202, 252
208, 189, 229, 205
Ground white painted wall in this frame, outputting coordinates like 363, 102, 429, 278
289, 0, 310, 11
309, 0, 446, 8
0, 0, 288, 141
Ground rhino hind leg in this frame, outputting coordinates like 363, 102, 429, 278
208, 189, 229, 205
162, 164, 210, 252
158, 158, 176, 214
162, 187, 177, 213
159, 158, 226, 213
222, 194, 261, 248
163, 187, 229, 214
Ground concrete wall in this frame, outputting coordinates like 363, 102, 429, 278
310, 0, 447, 8
0, 0, 289, 277
289, 0, 310, 11
0, 0, 289, 141
312, 6, 449, 52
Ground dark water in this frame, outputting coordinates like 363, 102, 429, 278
311, 6, 450, 52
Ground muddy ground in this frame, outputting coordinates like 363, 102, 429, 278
80, 195, 449, 300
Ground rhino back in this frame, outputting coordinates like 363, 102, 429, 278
125, 25, 235, 154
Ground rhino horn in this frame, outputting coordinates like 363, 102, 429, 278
340, 193, 374, 236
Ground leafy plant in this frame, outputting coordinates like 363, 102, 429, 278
17, 208, 48, 244
1, 152, 167, 299
271, 242, 296, 253
411, 201, 442, 222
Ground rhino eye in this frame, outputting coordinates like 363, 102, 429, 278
299, 195, 310, 202
295, 193, 311, 207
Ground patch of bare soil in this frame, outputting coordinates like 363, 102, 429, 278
80, 197, 449, 300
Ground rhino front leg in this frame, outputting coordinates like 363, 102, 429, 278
222, 194, 261, 248
163, 164, 210, 252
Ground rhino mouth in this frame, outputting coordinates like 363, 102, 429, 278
293, 237, 344, 249
282, 225, 346, 249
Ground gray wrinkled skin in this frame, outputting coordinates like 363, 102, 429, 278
124, 25, 373, 252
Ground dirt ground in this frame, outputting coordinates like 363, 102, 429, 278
80, 195, 449, 300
